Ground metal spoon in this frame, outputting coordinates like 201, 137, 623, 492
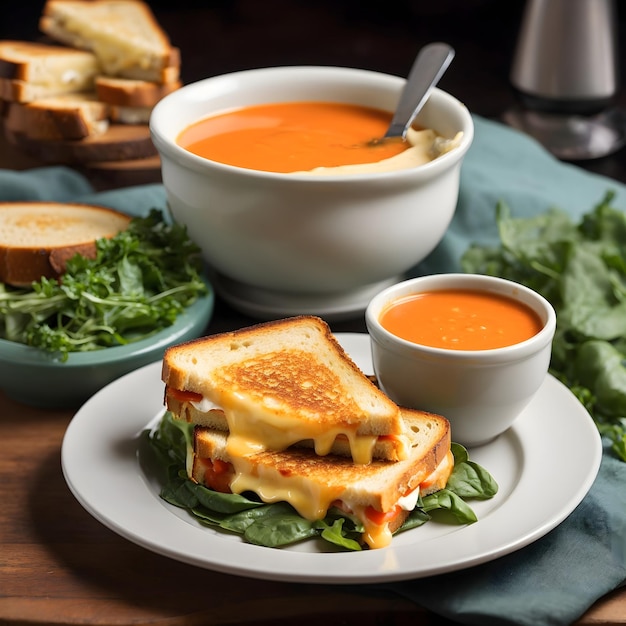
370, 42, 455, 145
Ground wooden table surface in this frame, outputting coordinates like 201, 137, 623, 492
2, 1, 626, 624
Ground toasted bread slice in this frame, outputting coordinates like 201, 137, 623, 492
40, 0, 180, 83
95, 76, 182, 124
0, 40, 100, 102
191, 408, 453, 549
95, 76, 181, 107
163, 316, 409, 464
0, 202, 130, 286
5, 93, 109, 140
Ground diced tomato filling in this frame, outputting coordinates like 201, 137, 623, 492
364, 504, 401, 525
200, 458, 234, 493
167, 386, 203, 403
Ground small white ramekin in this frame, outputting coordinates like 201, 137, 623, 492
365, 273, 557, 447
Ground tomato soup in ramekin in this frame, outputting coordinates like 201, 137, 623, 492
366, 274, 556, 447
379, 289, 544, 351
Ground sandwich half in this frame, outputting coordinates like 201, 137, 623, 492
39, 0, 180, 83
162, 316, 410, 464
0, 40, 100, 102
190, 407, 453, 550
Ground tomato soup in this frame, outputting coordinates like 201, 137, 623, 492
176, 101, 411, 173
380, 289, 544, 350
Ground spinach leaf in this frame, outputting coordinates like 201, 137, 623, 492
0, 209, 208, 361
462, 191, 626, 461
219, 503, 294, 533
422, 489, 478, 524
244, 510, 321, 547
447, 442, 499, 499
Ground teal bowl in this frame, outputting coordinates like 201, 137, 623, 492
0, 281, 214, 409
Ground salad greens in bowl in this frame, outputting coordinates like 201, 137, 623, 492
0, 209, 213, 408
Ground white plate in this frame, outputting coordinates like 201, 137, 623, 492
61, 333, 602, 583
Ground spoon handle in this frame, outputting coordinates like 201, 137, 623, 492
385, 42, 455, 139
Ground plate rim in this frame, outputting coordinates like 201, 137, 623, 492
61, 332, 603, 583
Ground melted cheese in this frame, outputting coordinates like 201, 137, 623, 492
221, 447, 455, 550
191, 391, 387, 464
360, 507, 394, 550
230, 459, 345, 520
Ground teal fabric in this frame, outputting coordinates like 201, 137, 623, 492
2, 115, 626, 625
415, 116, 626, 277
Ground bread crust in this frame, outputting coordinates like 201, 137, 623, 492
95, 76, 181, 107
0, 201, 130, 286
5, 94, 109, 140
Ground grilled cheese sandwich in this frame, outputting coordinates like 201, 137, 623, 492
39, 0, 180, 83
162, 316, 410, 464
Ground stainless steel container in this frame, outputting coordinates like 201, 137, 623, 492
510, 0, 618, 115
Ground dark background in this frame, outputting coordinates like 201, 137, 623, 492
2, 0, 626, 181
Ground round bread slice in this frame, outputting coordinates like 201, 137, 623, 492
0, 202, 131, 286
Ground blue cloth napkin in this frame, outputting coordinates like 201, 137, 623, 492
2, 115, 626, 626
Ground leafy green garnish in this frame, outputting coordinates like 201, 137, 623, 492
142, 412, 498, 551
0, 209, 208, 361
461, 191, 626, 461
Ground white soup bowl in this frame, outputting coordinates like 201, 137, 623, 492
150, 66, 473, 317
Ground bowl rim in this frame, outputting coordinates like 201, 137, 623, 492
365, 273, 557, 362
149, 65, 474, 183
